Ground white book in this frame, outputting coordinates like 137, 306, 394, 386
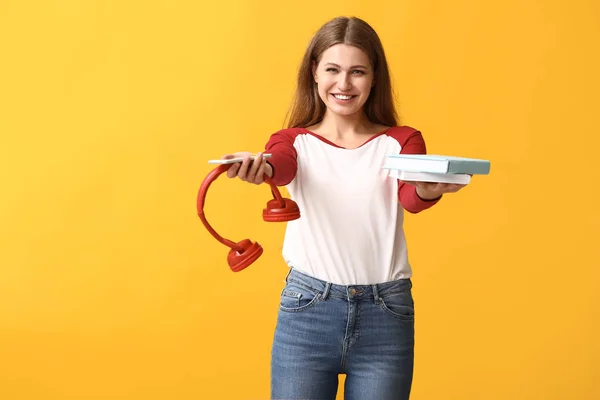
389, 170, 471, 184
383, 154, 490, 175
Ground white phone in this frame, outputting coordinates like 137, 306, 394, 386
208, 153, 272, 164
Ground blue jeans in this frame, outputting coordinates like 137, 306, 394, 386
271, 268, 415, 400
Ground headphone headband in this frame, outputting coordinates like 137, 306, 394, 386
197, 163, 300, 271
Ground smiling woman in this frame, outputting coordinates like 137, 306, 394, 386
220, 15, 470, 400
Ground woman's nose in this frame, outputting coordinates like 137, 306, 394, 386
337, 73, 352, 91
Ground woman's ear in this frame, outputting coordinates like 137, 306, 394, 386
312, 61, 318, 83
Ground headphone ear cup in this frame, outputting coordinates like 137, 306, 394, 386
263, 198, 301, 222
227, 239, 263, 272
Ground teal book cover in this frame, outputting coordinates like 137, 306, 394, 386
383, 154, 491, 175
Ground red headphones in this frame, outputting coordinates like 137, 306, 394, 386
196, 164, 301, 272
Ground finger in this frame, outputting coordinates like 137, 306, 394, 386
237, 157, 252, 181
232, 151, 252, 159
221, 154, 234, 160
226, 163, 240, 178
441, 184, 465, 193
255, 158, 266, 184
414, 181, 434, 190
248, 153, 262, 182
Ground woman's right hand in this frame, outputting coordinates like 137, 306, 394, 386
221, 152, 273, 185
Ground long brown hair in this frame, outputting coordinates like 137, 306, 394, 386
285, 16, 399, 129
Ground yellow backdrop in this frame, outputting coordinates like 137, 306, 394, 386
1, 0, 599, 399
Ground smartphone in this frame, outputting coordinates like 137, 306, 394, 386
208, 153, 272, 164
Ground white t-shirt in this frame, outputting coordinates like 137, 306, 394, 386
265, 126, 440, 285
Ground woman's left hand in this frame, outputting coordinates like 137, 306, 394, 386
401, 180, 468, 200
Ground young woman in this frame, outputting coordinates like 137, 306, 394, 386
222, 16, 467, 400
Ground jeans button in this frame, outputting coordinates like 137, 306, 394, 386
349, 288, 356, 296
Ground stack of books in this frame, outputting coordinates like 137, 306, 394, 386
382, 154, 491, 184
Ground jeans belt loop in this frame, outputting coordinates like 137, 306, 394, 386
372, 284, 380, 304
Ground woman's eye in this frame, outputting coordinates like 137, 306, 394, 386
324, 68, 365, 74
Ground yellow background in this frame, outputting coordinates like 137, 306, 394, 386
1, 0, 599, 399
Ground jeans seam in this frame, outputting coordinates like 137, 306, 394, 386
379, 298, 415, 321
340, 301, 359, 373
286, 279, 322, 296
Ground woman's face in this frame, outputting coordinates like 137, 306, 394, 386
313, 44, 375, 118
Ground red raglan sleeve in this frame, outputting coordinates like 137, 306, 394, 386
264, 129, 300, 186
392, 127, 442, 213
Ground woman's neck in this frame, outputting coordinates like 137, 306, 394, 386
308, 111, 388, 149
314, 111, 374, 138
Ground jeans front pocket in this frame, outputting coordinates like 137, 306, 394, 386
279, 282, 321, 313
379, 291, 415, 321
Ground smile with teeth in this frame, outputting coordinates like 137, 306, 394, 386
331, 94, 356, 100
